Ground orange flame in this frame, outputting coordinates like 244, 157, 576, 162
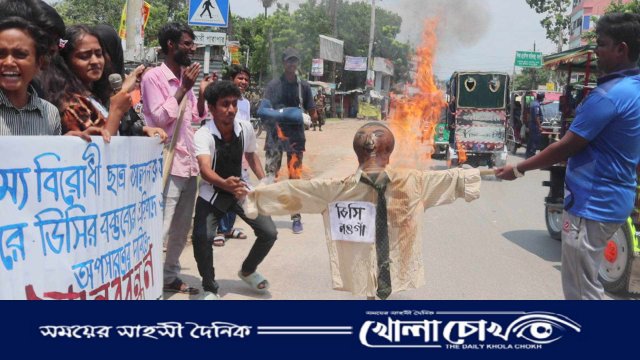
288, 153, 303, 179
389, 20, 446, 170
456, 143, 467, 164
276, 124, 287, 141
273, 124, 313, 181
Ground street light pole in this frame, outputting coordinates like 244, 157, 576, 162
367, 0, 376, 88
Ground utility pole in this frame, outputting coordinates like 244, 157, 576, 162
367, 0, 376, 89
125, 0, 143, 62
530, 41, 537, 90
330, 0, 338, 117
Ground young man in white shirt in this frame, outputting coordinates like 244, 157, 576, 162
192, 81, 277, 299
216, 65, 254, 244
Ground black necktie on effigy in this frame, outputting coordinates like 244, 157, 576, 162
360, 172, 392, 300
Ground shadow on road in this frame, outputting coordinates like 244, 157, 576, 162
503, 230, 561, 263
216, 279, 273, 300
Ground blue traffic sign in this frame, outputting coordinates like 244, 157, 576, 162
188, 0, 229, 27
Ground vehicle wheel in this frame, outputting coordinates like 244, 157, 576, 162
545, 205, 562, 240
598, 223, 634, 294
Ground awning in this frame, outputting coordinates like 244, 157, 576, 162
543, 45, 596, 72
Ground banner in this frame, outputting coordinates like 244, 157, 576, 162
319, 34, 344, 63
118, 1, 152, 39
344, 56, 367, 72
373, 57, 394, 76
0, 137, 163, 300
311, 58, 324, 77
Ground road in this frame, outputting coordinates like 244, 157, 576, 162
166, 118, 628, 300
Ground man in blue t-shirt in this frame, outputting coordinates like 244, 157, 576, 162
496, 13, 640, 299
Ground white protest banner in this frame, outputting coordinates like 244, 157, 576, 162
328, 201, 376, 243
344, 56, 367, 72
0, 137, 164, 300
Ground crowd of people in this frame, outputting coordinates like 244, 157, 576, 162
2, 1, 640, 301
0, 0, 321, 300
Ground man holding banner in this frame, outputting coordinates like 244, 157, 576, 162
141, 23, 214, 296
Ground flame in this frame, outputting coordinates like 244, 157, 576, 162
389, 19, 446, 170
276, 124, 287, 141
273, 124, 313, 180
456, 143, 467, 164
288, 153, 303, 179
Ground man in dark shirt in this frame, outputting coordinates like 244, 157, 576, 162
263, 47, 317, 234
526, 92, 544, 158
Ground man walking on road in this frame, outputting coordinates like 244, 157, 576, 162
496, 13, 640, 300
526, 92, 544, 159
262, 47, 317, 234
141, 22, 214, 296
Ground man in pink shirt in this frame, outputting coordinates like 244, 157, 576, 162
141, 22, 214, 295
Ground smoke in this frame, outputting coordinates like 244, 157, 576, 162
277, 0, 491, 49
391, 0, 491, 48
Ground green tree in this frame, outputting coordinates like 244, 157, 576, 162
513, 67, 552, 91
54, 0, 413, 89
259, 0, 277, 17
54, 0, 188, 46
607, 0, 640, 13
525, 0, 572, 52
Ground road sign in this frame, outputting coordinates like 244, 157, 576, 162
193, 31, 226, 46
514, 51, 543, 68
188, 0, 229, 27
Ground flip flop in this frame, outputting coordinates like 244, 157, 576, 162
213, 234, 226, 247
237, 271, 270, 291
163, 278, 199, 295
225, 228, 248, 239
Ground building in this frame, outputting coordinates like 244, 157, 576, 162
569, 0, 633, 49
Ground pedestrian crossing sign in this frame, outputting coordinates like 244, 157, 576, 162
188, 0, 229, 27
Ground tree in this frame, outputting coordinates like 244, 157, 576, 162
259, 0, 277, 17
607, 0, 640, 13
54, 0, 413, 89
55, 0, 188, 47
525, 0, 572, 52
513, 67, 552, 91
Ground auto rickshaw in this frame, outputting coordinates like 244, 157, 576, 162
446, 71, 510, 168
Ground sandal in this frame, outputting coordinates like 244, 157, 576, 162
213, 234, 226, 247
237, 271, 270, 291
163, 278, 200, 295
225, 228, 248, 239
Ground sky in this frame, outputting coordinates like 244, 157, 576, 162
229, 0, 557, 79
46, 0, 558, 79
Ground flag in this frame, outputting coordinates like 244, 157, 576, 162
118, 1, 152, 39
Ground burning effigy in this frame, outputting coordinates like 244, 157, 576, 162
243, 21, 481, 300
243, 121, 479, 299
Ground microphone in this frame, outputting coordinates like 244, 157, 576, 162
108, 73, 123, 94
